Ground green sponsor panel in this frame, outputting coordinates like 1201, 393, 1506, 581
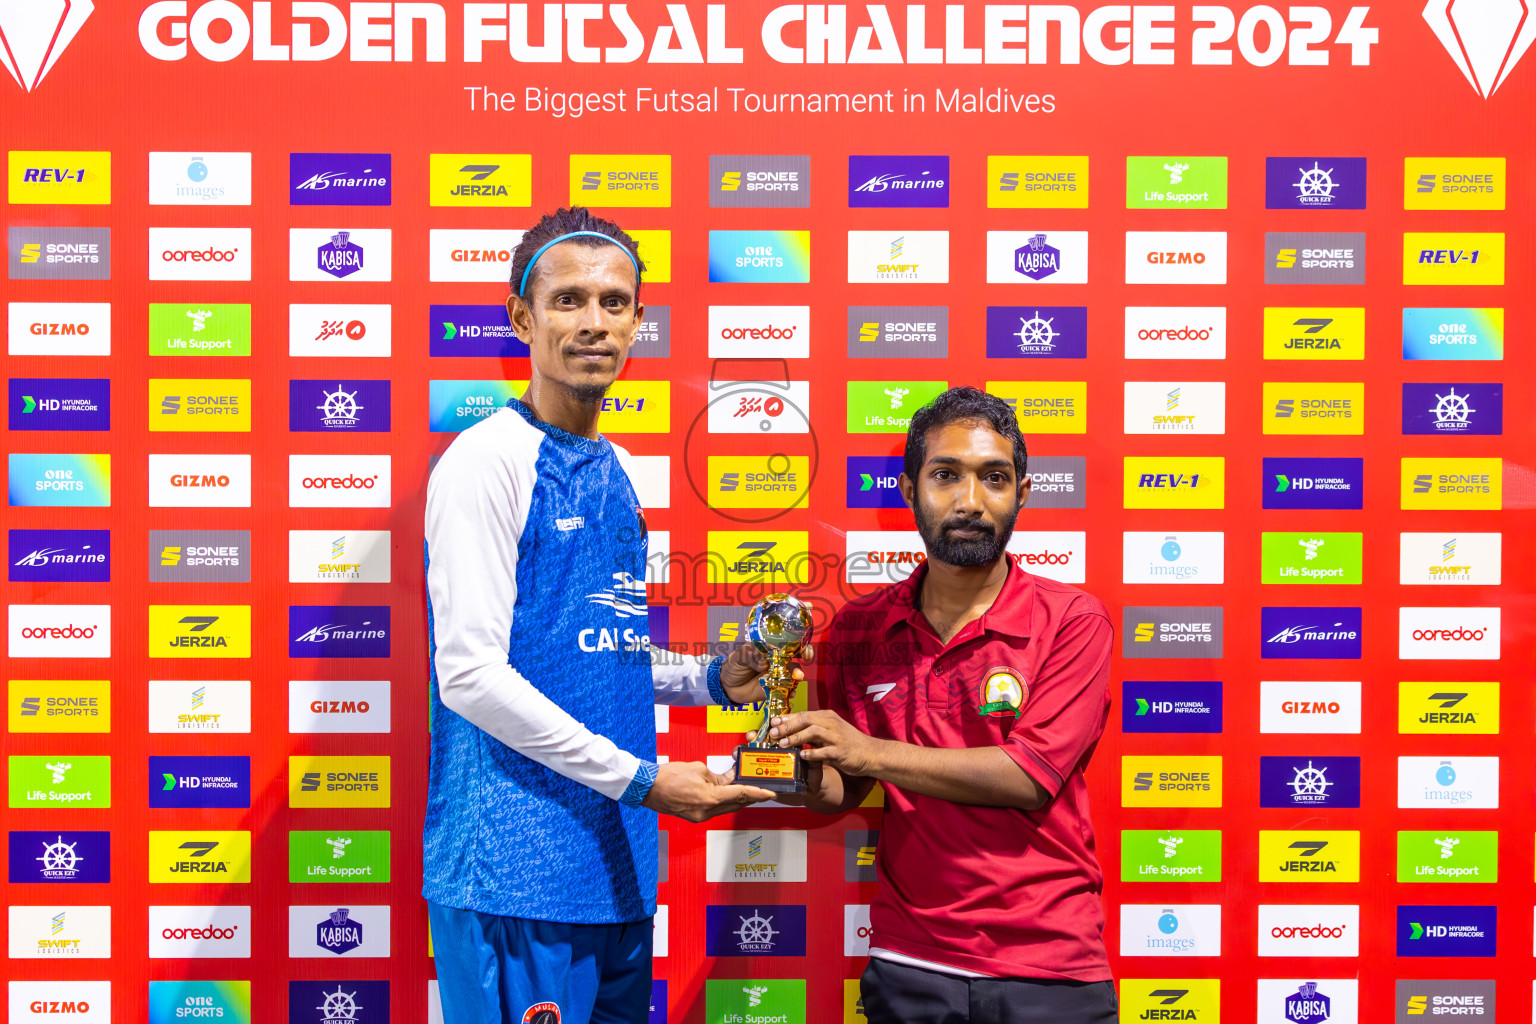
1396, 830, 1497, 883
149, 303, 252, 356
847, 380, 947, 433
1120, 829, 1222, 882
8, 755, 111, 807
1260, 531, 1363, 584
1126, 156, 1228, 209
706, 979, 806, 1024
289, 829, 392, 882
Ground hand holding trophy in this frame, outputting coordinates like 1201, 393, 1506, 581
732, 593, 813, 794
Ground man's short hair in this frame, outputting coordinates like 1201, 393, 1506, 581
903, 386, 1029, 488
508, 207, 646, 299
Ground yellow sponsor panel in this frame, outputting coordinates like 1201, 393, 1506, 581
428, 154, 532, 207
1119, 980, 1219, 1022
1122, 457, 1225, 510
147, 605, 251, 659
8, 151, 112, 204
986, 155, 1089, 209
860, 782, 884, 808
1121, 755, 1223, 808
1399, 681, 1499, 734
1262, 382, 1364, 435
707, 455, 809, 510
629, 229, 671, 283
1258, 830, 1361, 882
1400, 458, 1501, 511
1262, 307, 1365, 360
148, 830, 251, 883
707, 690, 810, 733
601, 380, 669, 433
148, 378, 253, 432
1403, 232, 1504, 286
7, 680, 110, 733
845, 979, 866, 1021
1404, 157, 1505, 211
289, 755, 392, 808
706, 531, 811, 584
986, 381, 1087, 434
569, 154, 672, 207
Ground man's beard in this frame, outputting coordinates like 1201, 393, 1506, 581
912, 499, 1017, 568
553, 377, 611, 404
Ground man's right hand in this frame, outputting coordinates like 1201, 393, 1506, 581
642, 761, 776, 822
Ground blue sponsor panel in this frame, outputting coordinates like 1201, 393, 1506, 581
429, 380, 522, 432
1262, 457, 1363, 510
846, 456, 905, 509
1264, 157, 1367, 209
1397, 905, 1497, 957
1402, 308, 1503, 361
704, 904, 807, 957
290, 606, 391, 658
707, 231, 810, 284
647, 607, 670, 647
149, 755, 252, 809
984, 306, 1088, 358
1260, 606, 1362, 659
429, 304, 530, 358
8, 453, 111, 507
1401, 382, 1502, 435
9, 830, 110, 883
289, 380, 392, 432
1259, 755, 1361, 808
1121, 681, 1223, 733
288, 981, 389, 1024
290, 153, 392, 205
9, 529, 110, 582
848, 155, 950, 208
649, 979, 666, 1024
9, 378, 110, 431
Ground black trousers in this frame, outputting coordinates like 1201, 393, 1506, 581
860, 957, 1119, 1024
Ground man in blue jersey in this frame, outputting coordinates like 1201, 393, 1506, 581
425, 207, 784, 1024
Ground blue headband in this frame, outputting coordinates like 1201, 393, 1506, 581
517, 230, 641, 297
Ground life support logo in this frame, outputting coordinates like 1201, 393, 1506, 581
522, 1002, 561, 1024
976, 667, 1027, 718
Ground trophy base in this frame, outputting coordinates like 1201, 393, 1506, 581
733, 745, 807, 794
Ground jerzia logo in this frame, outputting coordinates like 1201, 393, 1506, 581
1424, 0, 1535, 97
0, 1, 94, 93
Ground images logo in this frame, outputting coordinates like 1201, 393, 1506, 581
1264, 157, 1367, 210
848, 380, 947, 433
1260, 756, 1362, 808
290, 606, 390, 659
1120, 830, 1222, 882
1125, 156, 1227, 209
1123, 382, 1226, 434
8, 227, 111, 280
1260, 680, 1362, 734
1262, 307, 1366, 360
704, 905, 807, 956
8, 152, 110, 205
147, 605, 251, 659
708, 230, 810, 283
1121, 681, 1222, 734
1264, 382, 1364, 435
0, 1, 94, 93
290, 380, 390, 433
984, 306, 1087, 359
1403, 382, 1501, 435
986, 230, 1088, 284
1260, 607, 1362, 659
1398, 756, 1498, 809
148, 152, 252, 206
1125, 232, 1227, 285
1260, 532, 1363, 584
1121, 532, 1224, 585
1397, 830, 1498, 883
1401, 457, 1501, 510
1404, 157, 1505, 209
987, 155, 1088, 208
8, 679, 110, 733
1258, 831, 1361, 882
7, 831, 109, 884
290, 153, 391, 206
1422, 2, 1534, 97
1404, 232, 1504, 285
1117, 904, 1221, 956
1265, 232, 1366, 284
1397, 905, 1496, 957
569, 154, 671, 206
848, 305, 948, 358
848, 155, 949, 207
147, 830, 251, 882
429, 304, 528, 358
1121, 756, 1223, 808
1402, 307, 1504, 360
710, 154, 810, 208
1123, 457, 1225, 510
988, 381, 1087, 434
9, 529, 108, 583
289, 756, 392, 809
149, 755, 250, 809
429, 154, 532, 207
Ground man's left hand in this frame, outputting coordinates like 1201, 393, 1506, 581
769, 710, 883, 777
719, 645, 810, 706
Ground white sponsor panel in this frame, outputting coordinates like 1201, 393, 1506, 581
986, 230, 1089, 284
1125, 232, 1228, 285
1398, 607, 1500, 660
148, 453, 252, 508
1397, 755, 1499, 809
148, 152, 253, 206
148, 228, 253, 282
1124, 307, 1227, 359
9, 605, 110, 659
1257, 904, 1359, 957
1399, 533, 1501, 586
8, 906, 111, 958
1118, 904, 1221, 956
289, 228, 392, 283
289, 455, 391, 509
1259, 681, 1362, 734
1256, 980, 1358, 1024
654, 705, 669, 733
148, 680, 252, 733
289, 680, 391, 734
653, 904, 668, 957
287, 905, 390, 958
707, 306, 811, 358
705, 830, 809, 883
706, 381, 812, 434
1124, 382, 1226, 434
707, 755, 794, 809
429, 229, 523, 283
846, 531, 1085, 585
1122, 532, 1225, 585
288, 303, 392, 357
149, 905, 251, 958
848, 231, 950, 283
626, 455, 670, 509
8, 302, 112, 356
9, 981, 111, 1023
844, 904, 872, 956
1009, 531, 1086, 584
644, 531, 671, 585
288, 530, 391, 583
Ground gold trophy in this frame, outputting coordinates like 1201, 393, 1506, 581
732, 593, 812, 794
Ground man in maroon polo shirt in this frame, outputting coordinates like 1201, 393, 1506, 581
770, 386, 1117, 1023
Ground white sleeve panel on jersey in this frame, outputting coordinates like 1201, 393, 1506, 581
651, 652, 717, 706
426, 412, 646, 803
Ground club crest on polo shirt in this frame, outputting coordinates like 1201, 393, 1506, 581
522, 1003, 560, 1024
977, 666, 1027, 718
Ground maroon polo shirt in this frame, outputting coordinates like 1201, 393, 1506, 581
822, 559, 1113, 981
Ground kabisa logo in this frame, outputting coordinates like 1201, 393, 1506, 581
708, 230, 811, 284
704, 904, 807, 957
0, 0, 94, 93
289, 980, 389, 1024
1260, 607, 1362, 659
9, 227, 111, 281
147, 830, 251, 882
1423, 2, 1535, 97
430, 153, 532, 207
986, 230, 1088, 284
8, 831, 110, 884
1260, 756, 1362, 808
1264, 157, 1367, 210
1264, 457, 1363, 510
987, 156, 1089, 209
318, 230, 364, 278
148, 605, 252, 659
847, 305, 949, 358
1402, 382, 1501, 435
1265, 232, 1366, 284
1284, 982, 1332, 1024
985, 306, 1088, 358
429, 304, 528, 358
846, 455, 904, 510
1261, 307, 1366, 360
1402, 307, 1504, 360
316, 908, 363, 955
1015, 232, 1060, 280
709, 154, 810, 208
848, 155, 949, 207
290, 606, 390, 659
290, 153, 391, 206
1121, 681, 1222, 734
1397, 905, 1497, 957
149, 755, 251, 810
290, 380, 391, 433
292, 228, 391, 283
9, 529, 109, 583
1121, 607, 1224, 659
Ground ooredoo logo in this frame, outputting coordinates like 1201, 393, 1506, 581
1399, 607, 1500, 660
1258, 904, 1359, 957
1124, 307, 1226, 359
9, 605, 110, 658
707, 306, 809, 358
0, 2, 95, 93
148, 228, 252, 281
148, 905, 251, 958
289, 455, 391, 508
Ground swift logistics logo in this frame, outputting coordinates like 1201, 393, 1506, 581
429, 304, 529, 358
1121, 755, 1223, 808
1117, 905, 1221, 956
1401, 457, 1501, 510
1120, 830, 1222, 882
987, 230, 1088, 283
987, 156, 1088, 208
8, 151, 110, 204
7, 904, 111, 959
289, 153, 391, 205
8, 226, 110, 280
1260, 532, 1363, 584
848, 230, 950, 283
1259, 756, 1362, 808
984, 306, 1087, 358
290, 606, 390, 658
149, 755, 250, 809
1260, 606, 1362, 659
987, 380, 1087, 434
1402, 382, 1502, 435
1262, 307, 1365, 360
1258, 831, 1361, 882
148, 302, 252, 356
149, 529, 250, 583
290, 380, 391, 432
1126, 156, 1227, 209
428, 153, 532, 206
147, 605, 251, 658
0, 0, 95, 93
8, 679, 110, 733
289, 755, 392, 808
1402, 308, 1503, 360
708, 230, 810, 283
147, 830, 251, 882
710, 154, 810, 207
848, 155, 949, 207
1265, 231, 1365, 284
1123, 457, 1225, 509
288, 531, 391, 584
1121, 682, 1222, 733
1122, 382, 1226, 434
1264, 457, 1363, 510
1397, 906, 1496, 957
1399, 532, 1501, 586
1265, 157, 1366, 209
1264, 382, 1363, 434
1422, 0, 1535, 98
147, 679, 252, 733
1403, 232, 1504, 285
9, 529, 108, 583
1404, 157, 1505, 209
705, 830, 809, 882
849, 306, 949, 358
570, 154, 671, 206
1397, 830, 1497, 883
8, 831, 110, 884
